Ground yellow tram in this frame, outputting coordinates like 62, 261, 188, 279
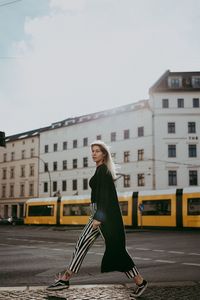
24, 188, 200, 228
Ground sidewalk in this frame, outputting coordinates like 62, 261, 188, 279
0, 282, 199, 300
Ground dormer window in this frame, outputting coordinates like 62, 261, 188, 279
168, 77, 182, 88
192, 76, 200, 88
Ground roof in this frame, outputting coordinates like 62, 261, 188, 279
149, 70, 200, 94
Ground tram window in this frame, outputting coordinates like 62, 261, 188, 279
63, 204, 91, 216
119, 201, 128, 216
141, 200, 171, 216
188, 198, 200, 215
28, 205, 54, 216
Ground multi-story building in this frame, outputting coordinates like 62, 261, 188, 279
0, 70, 199, 218
149, 70, 200, 189
39, 100, 153, 197
0, 129, 41, 218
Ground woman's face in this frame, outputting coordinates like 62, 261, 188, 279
91, 145, 105, 166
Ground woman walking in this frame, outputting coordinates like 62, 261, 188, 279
47, 140, 147, 298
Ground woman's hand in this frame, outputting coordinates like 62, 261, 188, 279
92, 219, 101, 229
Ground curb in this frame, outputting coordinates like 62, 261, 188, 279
0, 281, 199, 292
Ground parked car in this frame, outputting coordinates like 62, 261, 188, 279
0, 216, 24, 225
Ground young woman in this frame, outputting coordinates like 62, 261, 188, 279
47, 140, 147, 298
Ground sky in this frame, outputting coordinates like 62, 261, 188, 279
0, 0, 200, 136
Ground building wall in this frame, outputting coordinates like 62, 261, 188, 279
39, 103, 153, 197
0, 135, 39, 217
150, 91, 200, 189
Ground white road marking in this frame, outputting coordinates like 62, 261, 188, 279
135, 248, 150, 251
155, 259, 176, 264
188, 253, 200, 256
168, 251, 185, 254
134, 257, 152, 261
182, 263, 200, 267
152, 249, 165, 252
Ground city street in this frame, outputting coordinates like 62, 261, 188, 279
0, 225, 200, 287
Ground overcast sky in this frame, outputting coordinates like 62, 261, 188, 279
0, 0, 200, 136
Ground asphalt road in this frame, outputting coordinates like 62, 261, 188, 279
0, 225, 199, 287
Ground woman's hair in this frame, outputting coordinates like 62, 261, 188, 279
91, 140, 117, 180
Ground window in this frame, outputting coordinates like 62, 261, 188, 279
124, 129, 130, 139
177, 98, 184, 108
63, 203, 90, 216
20, 166, 25, 177
21, 150, 25, 159
2, 185, 6, 198
53, 143, 58, 152
53, 161, 57, 171
83, 138, 88, 147
83, 178, 88, 190
187, 198, 200, 215
10, 167, 15, 179
2, 168, 7, 179
96, 135, 101, 140
188, 122, 196, 133
189, 170, 198, 186
124, 175, 130, 188
10, 184, 14, 197
73, 159, 78, 169
44, 182, 48, 193
20, 184, 25, 196
63, 141, 67, 150
168, 170, 177, 186
53, 181, 57, 192
62, 180, 67, 191
168, 122, 175, 134
44, 145, 49, 153
193, 98, 199, 108
111, 153, 116, 159
124, 151, 130, 163
83, 157, 88, 168
162, 99, 169, 108
138, 149, 144, 161
170, 78, 181, 88
11, 152, 15, 161
72, 179, 77, 191
63, 160, 67, 170
29, 183, 34, 196
138, 127, 144, 137
138, 174, 145, 186
28, 205, 54, 217
30, 148, 34, 157
168, 145, 176, 157
73, 140, 77, 148
111, 132, 116, 142
29, 165, 34, 176
193, 77, 200, 88
189, 145, 197, 157
141, 200, 171, 216
3, 153, 6, 162
44, 163, 49, 172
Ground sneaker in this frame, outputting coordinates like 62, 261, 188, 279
46, 279, 69, 291
130, 280, 148, 298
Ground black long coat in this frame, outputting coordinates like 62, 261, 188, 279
89, 164, 135, 273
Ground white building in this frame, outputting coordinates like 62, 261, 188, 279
39, 100, 153, 197
149, 70, 200, 189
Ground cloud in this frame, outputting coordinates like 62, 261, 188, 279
1, 0, 200, 135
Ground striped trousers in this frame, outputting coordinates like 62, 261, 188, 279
68, 216, 139, 279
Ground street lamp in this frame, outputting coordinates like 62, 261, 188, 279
33, 156, 52, 197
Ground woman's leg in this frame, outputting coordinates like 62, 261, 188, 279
125, 267, 148, 298
61, 217, 101, 280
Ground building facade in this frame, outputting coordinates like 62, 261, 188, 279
39, 100, 153, 197
0, 130, 40, 218
149, 70, 200, 189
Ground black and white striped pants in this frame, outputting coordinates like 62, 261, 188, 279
68, 216, 139, 279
